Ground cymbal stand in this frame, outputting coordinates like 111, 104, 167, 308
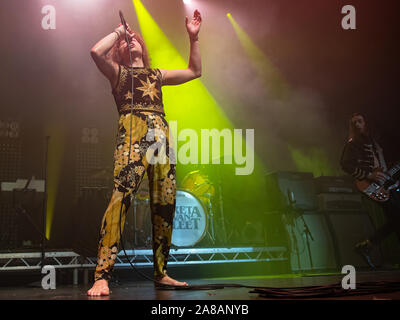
217, 183, 227, 245
206, 193, 216, 245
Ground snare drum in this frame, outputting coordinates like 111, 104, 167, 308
171, 189, 208, 247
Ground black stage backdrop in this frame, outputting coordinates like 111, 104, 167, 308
0, 0, 399, 248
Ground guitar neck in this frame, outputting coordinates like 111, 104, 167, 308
388, 163, 400, 177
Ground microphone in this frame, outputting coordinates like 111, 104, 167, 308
119, 10, 128, 32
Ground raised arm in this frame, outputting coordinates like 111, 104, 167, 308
90, 25, 132, 88
160, 10, 202, 86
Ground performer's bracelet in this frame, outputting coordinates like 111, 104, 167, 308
114, 30, 121, 39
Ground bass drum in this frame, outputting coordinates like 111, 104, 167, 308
172, 189, 208, 247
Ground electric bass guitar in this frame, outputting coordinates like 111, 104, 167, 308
355, 163, 400, 202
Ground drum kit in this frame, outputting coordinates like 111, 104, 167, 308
87, 165, 227, 248
127, 169, 227, 248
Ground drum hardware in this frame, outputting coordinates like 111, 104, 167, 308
125, 168, 228, 248
216, 176, 227, 245
131, 194, 151, 248
204, 192, 216, 245
200, 163, 227, 245
122, 174, 152, 248
180, 169, 228, 246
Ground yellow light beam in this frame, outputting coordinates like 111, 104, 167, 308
132, 0, 231, 131
132, 0, 267, 195
227, 13, 289, 99
44, 124, 65, 239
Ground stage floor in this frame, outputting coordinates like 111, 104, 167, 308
1, 270, 400, 300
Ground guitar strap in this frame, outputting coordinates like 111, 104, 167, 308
374, 140, 388, 172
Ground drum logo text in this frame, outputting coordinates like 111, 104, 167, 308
174, 206, 202, 230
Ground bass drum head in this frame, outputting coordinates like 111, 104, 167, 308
172, 189, 208, 247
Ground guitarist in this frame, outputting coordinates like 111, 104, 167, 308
340, 112, 400, 268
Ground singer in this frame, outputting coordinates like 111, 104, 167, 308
87, 10, 202, 296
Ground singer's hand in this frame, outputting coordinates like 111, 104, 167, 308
115, 23, 134, 39
186, 9, 202, 40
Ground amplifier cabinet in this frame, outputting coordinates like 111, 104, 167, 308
265, 172, 317, 211
318, 193, 362, 211
283, 211, 338, 272
314, 176, 355, 194
323, 210, 383, 268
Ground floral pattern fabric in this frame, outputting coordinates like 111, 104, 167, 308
94, 111, 176, 281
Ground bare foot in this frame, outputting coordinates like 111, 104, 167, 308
156, 275, 188, 287
87, 279, 110, 296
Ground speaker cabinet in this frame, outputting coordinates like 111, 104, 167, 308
314, 176, 355, 194
265, 172, 317, 211
323, 210, 383, 268
283, 211, 337, 272
318, 193, 362, 211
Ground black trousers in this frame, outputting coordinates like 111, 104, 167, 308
369, 190, 400, 245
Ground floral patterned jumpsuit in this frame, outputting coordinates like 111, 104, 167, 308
94, 65, 176, 282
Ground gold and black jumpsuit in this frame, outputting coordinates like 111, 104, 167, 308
94, 65, 176, 282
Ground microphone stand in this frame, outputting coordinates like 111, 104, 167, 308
286, 191, 301, 271
12, 176, 44, 244
298, 209, 314, 270
287, 189, 314, 271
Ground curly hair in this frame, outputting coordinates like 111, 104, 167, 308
109, 32, 151, 68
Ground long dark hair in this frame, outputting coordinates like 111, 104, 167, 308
348, 112, 372, 141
